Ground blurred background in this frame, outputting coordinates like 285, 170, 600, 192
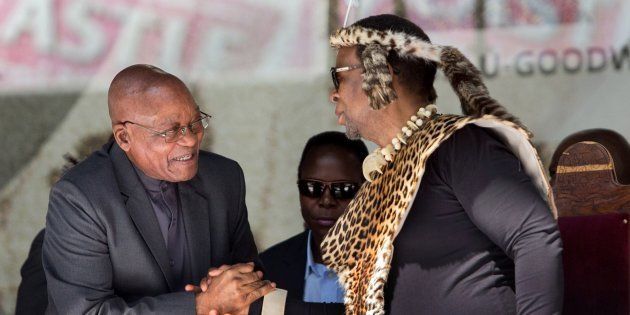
0, 0, 628, 313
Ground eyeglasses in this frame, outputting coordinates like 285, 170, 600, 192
297, 179, 361, 200
122, 111, 211, 143
330, 64, 362, 90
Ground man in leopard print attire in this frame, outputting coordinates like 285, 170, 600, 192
322, 14, 563, 315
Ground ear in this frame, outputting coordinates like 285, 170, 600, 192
388, 63, 403, 77
113, 124, 131, 151
387, 63, 401, 93
387, 63, 395, 76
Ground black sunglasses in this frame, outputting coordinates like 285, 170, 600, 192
297, 179, 360, 200
330, 64, 362, 90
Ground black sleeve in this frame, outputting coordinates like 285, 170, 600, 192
43, 180, 196, 314
16, 229, 48, 315
248, 297, 344, 315
283, 300, 344, 315
438, 125, 563, 315
229, 162, 262, 268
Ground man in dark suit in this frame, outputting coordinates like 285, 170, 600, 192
260, 132, 367, 302
15, 229, 47, 315
43, 64, 274, 314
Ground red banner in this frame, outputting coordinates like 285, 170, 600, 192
0, 0, 325, 91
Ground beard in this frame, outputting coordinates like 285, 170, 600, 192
344, 119, 362, 140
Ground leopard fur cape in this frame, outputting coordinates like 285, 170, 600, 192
320, 114, 557, 315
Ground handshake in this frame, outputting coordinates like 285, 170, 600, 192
185, 262, 276, 315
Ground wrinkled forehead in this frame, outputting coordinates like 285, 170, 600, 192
143, 81, 194, 102
121, 82, 198, 120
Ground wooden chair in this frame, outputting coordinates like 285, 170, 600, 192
550, 129, 630, 314
550, 128, 630, 186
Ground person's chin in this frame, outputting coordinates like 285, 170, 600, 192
344, 126, 361, 140
167, 164, 198, 182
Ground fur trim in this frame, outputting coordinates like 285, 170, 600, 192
440, 46, 528, 133
330, 26, 441, 62
361, 44, 398, 109
330, 25, 530, 135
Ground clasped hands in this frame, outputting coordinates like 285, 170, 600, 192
186, 262, 276, 315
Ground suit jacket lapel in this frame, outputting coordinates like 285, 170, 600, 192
179, 179, 211, 282
110, 143, 176, 291
284, 231, 308, 297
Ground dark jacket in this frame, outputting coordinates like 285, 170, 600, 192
16, 229, 47, 315
257, 230, 345, 315
43, 141, 260, 314
260, 230, 309, 300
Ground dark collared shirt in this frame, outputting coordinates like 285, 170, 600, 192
134, 167, 192, 291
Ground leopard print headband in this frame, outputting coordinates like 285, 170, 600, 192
330, 25, 527, 133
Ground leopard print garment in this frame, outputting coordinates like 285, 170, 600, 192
320, 114, 556, 315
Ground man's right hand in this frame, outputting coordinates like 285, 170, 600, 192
194, 263, 275, 315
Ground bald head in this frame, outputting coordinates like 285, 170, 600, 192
108, 64, 204, 182
108, 64, 192, 124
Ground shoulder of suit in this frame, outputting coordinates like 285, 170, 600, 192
57, 142, 116, 187
198, 150, 238, 166
197, 150, 243, 176
260, 231, 308, 262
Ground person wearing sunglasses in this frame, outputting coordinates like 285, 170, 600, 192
42, 64, 275, 315
260, 131, 368, 304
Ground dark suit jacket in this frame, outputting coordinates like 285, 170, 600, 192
259, 230, 308, 300
16, 229, 47, 315
256, 231, 345, 315
43, 141, 260, 314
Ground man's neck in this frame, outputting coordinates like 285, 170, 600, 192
368, 99, 430, 147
